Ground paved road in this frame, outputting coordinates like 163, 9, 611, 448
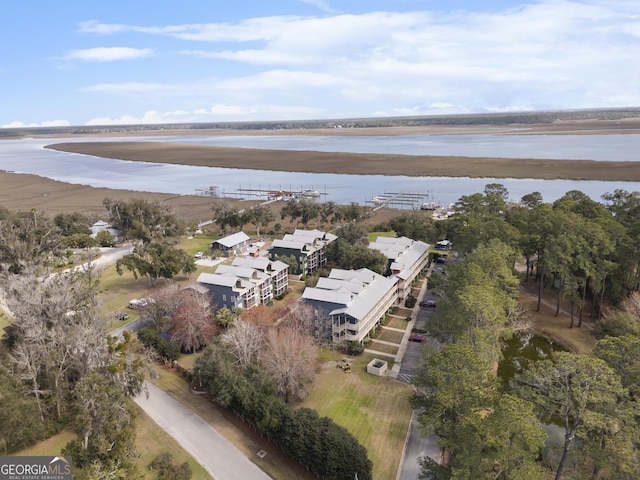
135, 382, 272, 480
397, 270, 441, 480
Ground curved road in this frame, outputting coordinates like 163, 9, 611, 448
135, 382, 272, 480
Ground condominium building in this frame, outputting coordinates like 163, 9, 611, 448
301, 268, 398, 344
368, 236, 430, 303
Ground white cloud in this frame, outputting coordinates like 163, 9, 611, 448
2, 120, 71, 128
86, 104, 323, 125
70, 2, 640, 123
61, 47, 153, 62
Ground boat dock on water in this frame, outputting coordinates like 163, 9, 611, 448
195, 184, 326, 200
367, 191, 442, 211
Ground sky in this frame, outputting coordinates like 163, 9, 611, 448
2, 0, 639, 128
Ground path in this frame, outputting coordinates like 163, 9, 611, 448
135, 382, 272, 480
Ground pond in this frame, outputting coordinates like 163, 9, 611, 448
497, 332, 564, 388
498, 333, 566, 431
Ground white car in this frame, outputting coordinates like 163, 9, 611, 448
194, 251, 204, 258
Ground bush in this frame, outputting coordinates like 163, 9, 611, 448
148, 452, 192, 480
405, 294, 417, 308
340, 340, 364, 355
138, 328, 182, 361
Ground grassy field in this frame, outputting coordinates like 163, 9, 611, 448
387, 316, 411, 329
366, 340, 400, 355
377, 327, 406, 344
300, 350, 414, 480
133, 403, 211, 479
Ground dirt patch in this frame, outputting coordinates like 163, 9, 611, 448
518, 279, 598, 355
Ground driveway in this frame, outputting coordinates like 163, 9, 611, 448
135, 382, 272, 480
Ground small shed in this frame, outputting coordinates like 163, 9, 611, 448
367, 358, 388, 377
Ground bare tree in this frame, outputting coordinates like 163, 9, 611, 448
170, 288, 217, 353
221, 319, 266, 368
139, 281, 183, 331
279, 300, 333, 346
2, 265, 108, 419
259, 326, 318, 403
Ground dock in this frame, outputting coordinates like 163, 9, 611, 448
366, 191, 440, 211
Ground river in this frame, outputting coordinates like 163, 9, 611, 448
1, 134, 639, 207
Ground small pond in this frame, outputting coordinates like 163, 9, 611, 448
497, 333, 564, 388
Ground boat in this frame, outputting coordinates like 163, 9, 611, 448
301, 189, 321, 198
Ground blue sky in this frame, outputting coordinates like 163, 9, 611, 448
2, 0, 639, 127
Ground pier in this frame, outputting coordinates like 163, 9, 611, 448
195, 184, 327, 200
366, 191, 440, 211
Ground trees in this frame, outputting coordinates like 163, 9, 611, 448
387, 212, 437, 243
512, 351, 625, 480
103, 197, 184, 244
280, 198, 322, 229
195, 343, 372, 480
116, 242, 196, 285
594, 334, 640, 394
326, 237, 388, 274
431, 239, 519, 361
211, 202, 241, 233
62, 372, 138, 477
0, 207, 62, 273
171, 288, 218, 352
215, 306, 243, 329
221, 319, 266, 368
412, 344, 545, 479
259, 326, 318, 402
246, 204, 274, 236
2, 266, 107, 419
148, 452, 192, 480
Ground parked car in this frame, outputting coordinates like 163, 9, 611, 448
114, 312, 129, 321
409, 334, 427, 343
194, 251, 204, 258
434, 266, 446, 274
434, 257, 446, 264
420, 300, 437, 308
128, 298, 152, 309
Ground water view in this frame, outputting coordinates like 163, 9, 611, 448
1, 134, 639, 207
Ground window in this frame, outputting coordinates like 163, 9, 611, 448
223, 294, 227, 301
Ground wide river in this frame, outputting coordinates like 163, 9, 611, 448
1, 133, 639, 207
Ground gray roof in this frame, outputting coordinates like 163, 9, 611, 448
292, 229, 338, 242
369, 237, 430, 279
302, 268, 397, 320
215, 264, 268, 282
197, 272, 249, 290
232, 256, 288, 273
214, 231, 250, 248
270, 238, 312, 251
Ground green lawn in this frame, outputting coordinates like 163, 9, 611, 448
368, 231, 397, 242
377, 328, 405, 344
387, 316, 411, 329
366, 340, 399, 355
299, 351, 413, 480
